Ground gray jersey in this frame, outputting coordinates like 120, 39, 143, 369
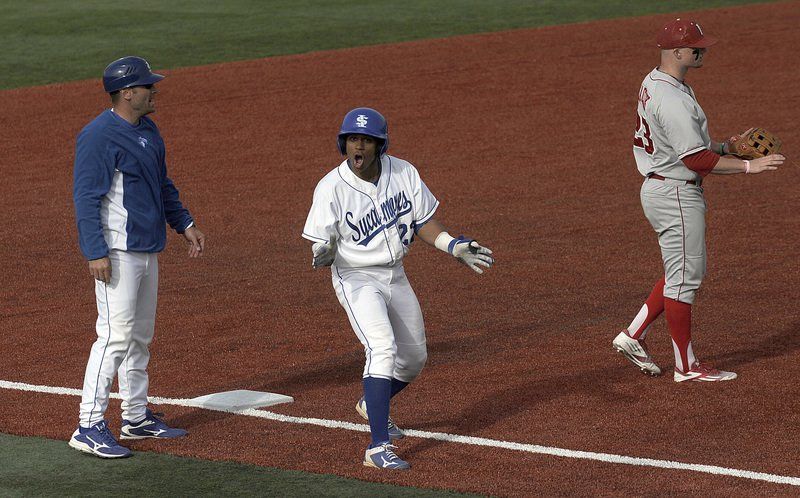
633, 68, 711, 181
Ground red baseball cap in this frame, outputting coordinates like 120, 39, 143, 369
656, 18, 717, 49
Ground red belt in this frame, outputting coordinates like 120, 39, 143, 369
648, 174, 696, 185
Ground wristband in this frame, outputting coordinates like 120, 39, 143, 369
744, 160, 751, 174
434, 232, 456, 254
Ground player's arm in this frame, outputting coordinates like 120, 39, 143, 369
161, 177, 205, 256
705, 129, 784, 175
682, 149, 784, 176
303, 183, 339, 269
711, 127, 756, 157
710, 154, 784, 175
309, 235, 337, 268
416, 219, 494, 274
73, 131, 114, 282
159, 152, 205, 257
710, 139, 729, 156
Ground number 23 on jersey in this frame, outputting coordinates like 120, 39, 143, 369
634, 86, 654, 155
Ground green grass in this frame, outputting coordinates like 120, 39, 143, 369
0, 433, 475, 497
0, 0, 771, 89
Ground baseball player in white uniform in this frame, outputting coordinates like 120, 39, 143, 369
613, 20, 784, 382
303, 107, 494, 469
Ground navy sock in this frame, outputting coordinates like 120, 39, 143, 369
390, 378, 409, 398
363, 376, 391, 448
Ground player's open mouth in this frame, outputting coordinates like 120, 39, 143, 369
354, 154, 364, 168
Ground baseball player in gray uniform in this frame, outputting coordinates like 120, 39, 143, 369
613, 19, 785, 382
303, 107, 494, 469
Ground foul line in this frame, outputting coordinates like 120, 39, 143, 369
2, 379, 798, 487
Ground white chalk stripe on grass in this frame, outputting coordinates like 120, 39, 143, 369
2, 379, 798, 487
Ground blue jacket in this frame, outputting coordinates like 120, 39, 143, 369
73, 110, 193, 260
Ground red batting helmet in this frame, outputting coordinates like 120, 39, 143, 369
656, 19, 717, 49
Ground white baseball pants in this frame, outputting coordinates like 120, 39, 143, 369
78, 250, 158, 426
332, 264, 427, 382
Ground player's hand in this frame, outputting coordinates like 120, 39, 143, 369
748, 154, 785, 174
88, 257, 111, 283
183, 226, 206, 258
723, 128, 754, 154
453, 240, 494, 274
312, 236, 337, 268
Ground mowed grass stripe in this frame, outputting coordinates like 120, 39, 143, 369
0, 0, 772, 89
0, 433, 476, 497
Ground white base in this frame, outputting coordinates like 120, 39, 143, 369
188, 390, 294, 411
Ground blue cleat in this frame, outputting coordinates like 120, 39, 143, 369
363, 443, 410, 470
68, 420, 132, 458
120, 409, 187, 440
356, 397, 405, 441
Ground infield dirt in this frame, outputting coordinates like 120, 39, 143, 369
1, 3, 798, 496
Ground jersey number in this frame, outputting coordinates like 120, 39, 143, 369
398, 221, 415, 246
633, 114, 655, 155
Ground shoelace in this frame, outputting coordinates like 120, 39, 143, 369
629, 338, 653, 361
692, 362, 719, 374
95, 422, 120, 446
381, 444, 401, 461
129, 410, 168, 430
638, 340, 653, 358
144, 410, 168, 424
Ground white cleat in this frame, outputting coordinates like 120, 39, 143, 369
613, 330, 662, 376
674, 361, 737, 382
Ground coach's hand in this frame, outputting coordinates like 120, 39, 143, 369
453, 240, 494, 274
183, 226, 206, 258
89, 256, 111, 283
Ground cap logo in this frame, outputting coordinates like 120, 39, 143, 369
695, 22, 704, 35
355, 114, 368, 128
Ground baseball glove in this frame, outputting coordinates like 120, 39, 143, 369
727, 128, 782, 159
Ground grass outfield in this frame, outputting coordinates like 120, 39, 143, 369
0, 433, 475, 497
0, 0, 770, 89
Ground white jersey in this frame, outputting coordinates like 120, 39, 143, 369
633, 67, 711, 181
303, 155, 439, 268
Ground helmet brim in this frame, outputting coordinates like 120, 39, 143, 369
136, 72, 165, 86
115, 72, 164, 91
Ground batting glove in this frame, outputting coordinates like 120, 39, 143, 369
312, 236, 337, 268
435, 233, 494, 274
